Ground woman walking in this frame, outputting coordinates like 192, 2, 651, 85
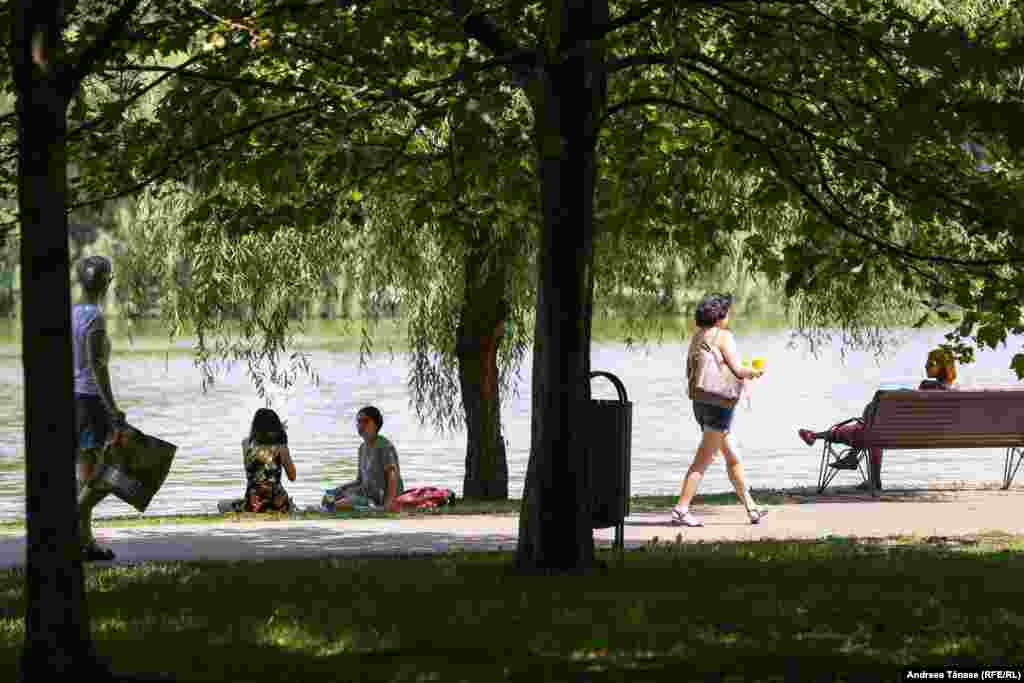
73, 256, 129, 560
672, 293, 767, 527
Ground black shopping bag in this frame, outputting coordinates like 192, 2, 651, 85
94, 424, 177, 513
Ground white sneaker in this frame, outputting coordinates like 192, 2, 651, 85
749, 508, 769, 525
670, 506, 704, 527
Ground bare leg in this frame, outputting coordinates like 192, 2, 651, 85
75, 450, 103, 547
77, 462, 96, 491
77, 481, 110, 549
720, 436, 757, 513
677, 430, 722, 509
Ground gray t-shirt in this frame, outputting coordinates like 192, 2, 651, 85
72, 304, 108, 396
357, 435, 403, 505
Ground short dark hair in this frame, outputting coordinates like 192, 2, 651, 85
249, 408, 287, 445
694, 293, 734, 328
357, 406, 383, 431
76, 255, 112, 295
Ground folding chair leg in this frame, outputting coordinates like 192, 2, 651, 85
818, 441, 856, 493
818, 442, 840, 493
818, 442, 830, 493
1004, 447, 1024, 490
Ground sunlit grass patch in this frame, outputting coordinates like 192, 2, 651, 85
2, 538, 1019, 680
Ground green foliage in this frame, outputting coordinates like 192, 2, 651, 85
6, 0, 1024, 403
367, 93, 539, 434
118, 184, 357, 400
108, 192, 186, 322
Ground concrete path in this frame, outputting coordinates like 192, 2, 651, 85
2, 489, 1022, 568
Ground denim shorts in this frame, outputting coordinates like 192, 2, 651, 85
74, 393, 112, 455
693, 401, 735, 433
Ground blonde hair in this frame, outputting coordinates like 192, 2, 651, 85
927, 348, 957, 385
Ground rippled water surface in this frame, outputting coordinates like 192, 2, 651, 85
1, 322, 1022, 521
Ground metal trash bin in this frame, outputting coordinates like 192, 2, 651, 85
582, 371, 632, 550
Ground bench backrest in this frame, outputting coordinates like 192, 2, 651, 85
861, 387, 1024, 449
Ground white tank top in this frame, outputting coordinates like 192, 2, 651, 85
71, 304, 108, 396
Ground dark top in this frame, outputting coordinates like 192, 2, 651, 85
863, 379, 953, 422
918, 379, 953, 391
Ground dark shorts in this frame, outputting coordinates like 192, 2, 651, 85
75, 393, 112, 452
693, 401, 735, 433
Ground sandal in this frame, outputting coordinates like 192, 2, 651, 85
82, 544, 115, 562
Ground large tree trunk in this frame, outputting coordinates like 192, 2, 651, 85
12, 4, 99, 679
514, 0, 607, 573
457, 237, 510, 500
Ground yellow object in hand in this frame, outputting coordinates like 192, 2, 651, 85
752, 357, 765, 371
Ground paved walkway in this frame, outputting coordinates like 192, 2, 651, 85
2, 489, 1022, 568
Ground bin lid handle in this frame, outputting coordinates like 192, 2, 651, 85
586, 370, 628, 403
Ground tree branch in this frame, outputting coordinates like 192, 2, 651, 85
606, 52, 822, 110
601, 96, 1024, 268
67, 0, 147, 92
588, 0, 815, 42
65, 52, 208, 142
100, 64, 318, 95
450, 1, 535, 86
660, 55, 1005, 240
68, 104, 324, 211
337, 103, 448, 197
590, 0, 679, 39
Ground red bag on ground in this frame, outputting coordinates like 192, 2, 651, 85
394, 487, 456, 510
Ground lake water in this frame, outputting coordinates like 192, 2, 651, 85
1, 322, 1022, 521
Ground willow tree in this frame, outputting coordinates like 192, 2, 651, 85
364, 94, 540, 500
69, 2, 544, 502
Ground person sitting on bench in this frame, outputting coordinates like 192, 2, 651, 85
796, 348, 957, 491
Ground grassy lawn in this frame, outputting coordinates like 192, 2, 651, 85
0, 492, 799, 533
2, 536, 1022, 681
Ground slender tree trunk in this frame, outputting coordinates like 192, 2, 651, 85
514, 0, 607, 573
662, 256, 679, 314
457, 238, 509, 500
12, 4, 100, 678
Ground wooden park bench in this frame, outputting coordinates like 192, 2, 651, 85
816, 387, 1024, 496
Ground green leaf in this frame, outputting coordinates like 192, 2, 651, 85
1011, 354, 1024, 380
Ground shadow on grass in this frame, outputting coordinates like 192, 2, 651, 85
2, 539, 1023, 681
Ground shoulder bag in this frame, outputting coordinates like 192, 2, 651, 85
687, 328, 742, 406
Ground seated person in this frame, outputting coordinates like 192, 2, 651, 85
323, 406, 403, 513
240, 408, 297, 512
796, 348, 957, 491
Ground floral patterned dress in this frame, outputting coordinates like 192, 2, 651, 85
242, 438, 294, 513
